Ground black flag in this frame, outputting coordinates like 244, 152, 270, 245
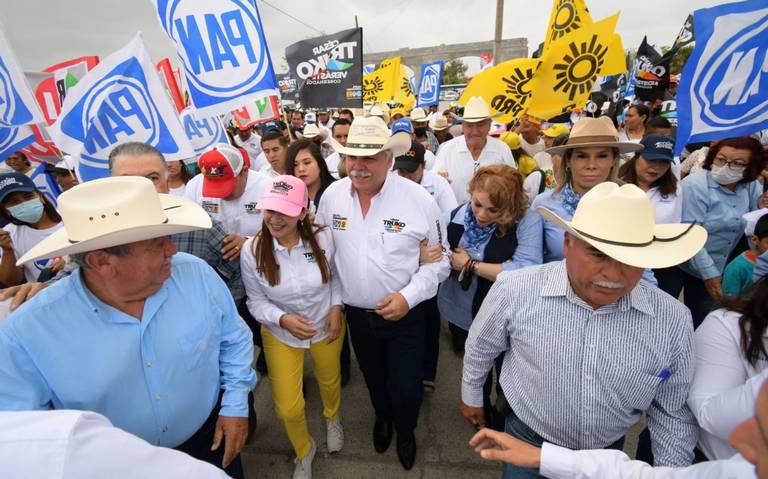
634, 37, 670, 101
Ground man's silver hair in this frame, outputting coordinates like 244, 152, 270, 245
69, 244, 132, 269
108, 142, 167, 174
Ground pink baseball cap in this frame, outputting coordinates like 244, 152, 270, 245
256, 175, 308, 217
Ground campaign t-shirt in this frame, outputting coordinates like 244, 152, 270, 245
3, 222, 63, 283
185, 170, 270, 237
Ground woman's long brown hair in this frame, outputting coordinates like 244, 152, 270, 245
252, 217, 331, 287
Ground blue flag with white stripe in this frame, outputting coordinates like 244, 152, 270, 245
676, 0, 768, 155
152, 0, 279, 116
0, 26, 44, 128
0, 124, 35, 161
416, 61, 443, 108
48, 34, 195, 182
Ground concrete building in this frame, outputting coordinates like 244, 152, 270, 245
364, 38, 528, 70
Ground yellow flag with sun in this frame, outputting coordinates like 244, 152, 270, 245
527, 13, 619, 120
363, 57, 400, 103
394, 66, 416, 109
459, 58, 539, 123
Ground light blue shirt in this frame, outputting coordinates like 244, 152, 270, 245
438, 203, 542, 330
0, 253, 256, 448
531, 188, 658, 285
680, 170, 762, 280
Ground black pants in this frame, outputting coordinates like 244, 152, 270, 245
666, 268, 715, 329
237, 296, 264, 349
175, 392, 247, 479
422, 295, 440, 382
345, 303, 425, 437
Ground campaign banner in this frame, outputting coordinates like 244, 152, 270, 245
676, 0, 768, 154
286, 28, 363, 108
180, 107, 229, 155
32, 56, 100, 126
0, 25, 45, 127
278, 74, 298, 101
152, 0, 279, 116
459, 58, 538, 123
633, 37, 670, 101
363, 57, 400, 103
416, 61, 443, 108
658, 13, 695, 65
49, 34, 195, 181
0, 124, 35, 160
18, 124, 64, 164
157, 58, 186, 112
231, 95, 280, 128
29, 162, 62, 206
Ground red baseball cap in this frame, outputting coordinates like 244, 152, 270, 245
199, 143, 249, 198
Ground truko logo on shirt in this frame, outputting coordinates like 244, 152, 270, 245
383, 218, 406, 233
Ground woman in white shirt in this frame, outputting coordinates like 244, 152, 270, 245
166, 159, 191, 197
688, 274, 768, 460
240, 175, 344, 479
0, 173, 63, 286
619, 134, 682, 297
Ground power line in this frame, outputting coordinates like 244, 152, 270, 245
260, 0, 326, 36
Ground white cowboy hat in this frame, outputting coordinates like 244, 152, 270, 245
429, 115, 451, 131
301, 123, 328, 140
451, 96, 502, 123
17, 176, 212, 265
328, 116, 411, 157
409, 107, 429, 123
537, 182, 707, 269
546, 116, 643, 156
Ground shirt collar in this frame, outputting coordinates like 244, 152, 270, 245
272, 235, 306, 252
540, 260, 654, 315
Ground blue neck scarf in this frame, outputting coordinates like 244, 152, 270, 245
463, 203, 497, 250
561, 182, 583, 217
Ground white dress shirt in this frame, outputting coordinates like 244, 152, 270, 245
325, 151, 342, 179
253, 152, 269, 172
424, 149, 436, 170
184, 170, 270, 236
540, 442, 755, 479
316, 172, 450, 309
419, 169, 459, 214
647, 184, 683, 224
434, 135, 516, 203
0, 410, 229, 479
234, 133, 263, 170
689, 308, 768, 460
240, 228, 342, 349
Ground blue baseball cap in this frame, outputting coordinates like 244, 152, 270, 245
261, 120, 287, 133
391, 118, 413, 135
640, 135, 675, 162
0, 172, 36, 203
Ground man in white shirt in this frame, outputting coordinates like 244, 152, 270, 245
393, 141, 458, 215
317, 109, 335, 130
233, 123, 263, 171
434, 96, 516, 203
468, 377, 768, 479
0, 410, 229, 478
325, 119, 351, 179
259, 131, 290, 178
317, 116, 450, 471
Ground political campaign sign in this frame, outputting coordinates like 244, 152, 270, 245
658, 13, 695, 65
633, 37, 670, 101
32, 56, 100, 126
0, 25, 45, 127
278, 74, 298, 102
0, 124, 35, 160
286, 28, 362, 109
153, 0, 279, 116
180, 107, 229, 155
232, 95, 280, 128
157, 58, 186, 112
49, 34, 194, 181
416, 61, 443, 107
676, 0, 768, 154
18, 124, 64, 164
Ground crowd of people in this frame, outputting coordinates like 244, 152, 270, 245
0, 91, 767, 479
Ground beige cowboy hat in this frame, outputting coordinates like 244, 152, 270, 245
546, 116, 643, 156
328, 116, 411, 157
301, 123, 329, 141
537, 182, 707, 269
409, 107, 429, 123
429, 115, 451, 131
17, 176, 212, 265
451, 96, 503, 123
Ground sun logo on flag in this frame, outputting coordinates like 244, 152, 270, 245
401, 77, 414, 97
501, 66, 534, 103
552, 35, 606, 101
363, 77, 385, 100
550, 0, 585, 42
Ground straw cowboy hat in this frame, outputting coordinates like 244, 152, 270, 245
429, 115, 451, 131
409, 107, 429, 123
301, 123, 329, 141
328, 116, 411, 157
538, 182, 707, 269
451, 96, 502, 123
17, 176, 212, 265
546, 116, 643, 156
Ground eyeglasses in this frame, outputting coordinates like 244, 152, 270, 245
713, 157, 749, 169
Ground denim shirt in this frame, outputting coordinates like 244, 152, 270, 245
680, 170, 762, 280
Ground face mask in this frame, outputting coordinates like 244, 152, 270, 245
414, 127, 427, 137
8, 198, 44, 224
710, 163, 746, 185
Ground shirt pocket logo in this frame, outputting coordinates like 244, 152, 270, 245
202, 201, 220, 214
382, 218, 406, 233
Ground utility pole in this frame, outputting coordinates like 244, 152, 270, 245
492, 0, 504, 66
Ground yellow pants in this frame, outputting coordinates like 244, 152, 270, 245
261, 322, 345, 458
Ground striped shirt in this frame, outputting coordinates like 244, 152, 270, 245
462, 261, 697, 466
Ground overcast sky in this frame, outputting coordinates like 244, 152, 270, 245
1, 0, 722, 74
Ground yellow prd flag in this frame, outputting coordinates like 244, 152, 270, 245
459, 58, 539, 123
394, 65, 416, 109
363, 57, 400, 103
600, 34, 627, 75
527, 13, 619, 120
543, 0, 593, 54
